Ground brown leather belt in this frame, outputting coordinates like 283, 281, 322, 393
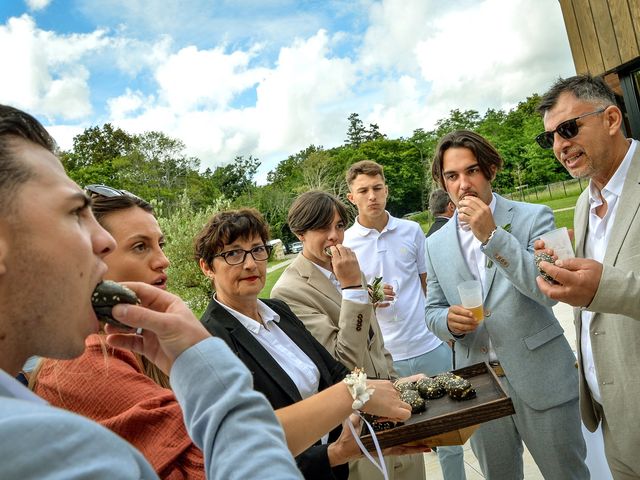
489, 361, 506, 377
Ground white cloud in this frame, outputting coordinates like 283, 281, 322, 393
25, 0, 51, 11
7, 0, 576, 180
355, 0, 576, 136
0, 15, 107, 119
155, 44, 268, 111
254, 30, 357, 153
107, 89, 149, 118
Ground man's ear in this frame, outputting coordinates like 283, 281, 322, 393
346, 191, 356, 205
489, 165, 498, 182
605, 105, 623, 136
447, 201, 456, 214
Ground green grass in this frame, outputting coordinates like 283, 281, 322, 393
261, 267, 286, 297
552, 208, 575, 231
532, 194, 580, 211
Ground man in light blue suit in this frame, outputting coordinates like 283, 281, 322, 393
425, 130, 589, 479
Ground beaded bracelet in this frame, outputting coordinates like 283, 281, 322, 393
343, 367, 375, 410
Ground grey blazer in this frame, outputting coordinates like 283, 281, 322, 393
573, 144, 640, 447
425, 193, 578, 411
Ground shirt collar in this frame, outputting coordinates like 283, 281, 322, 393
588, 139, 637, 206
214, 295, 280, 334
353, 211, 395, 236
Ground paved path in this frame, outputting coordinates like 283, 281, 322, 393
267, 257, 294, 273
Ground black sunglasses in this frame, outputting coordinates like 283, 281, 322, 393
214, 245, 273, 265
84, 184, 141, 200
535, 108, 606, 149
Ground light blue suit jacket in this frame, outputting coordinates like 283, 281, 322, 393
0, 338, 301, 479
425, 194, 578, 411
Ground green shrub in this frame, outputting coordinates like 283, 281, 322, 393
159, 193, 230, 316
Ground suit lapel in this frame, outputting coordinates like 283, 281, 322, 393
483, 195, 513, 297
294, 255, 343, 307
205, 300, 303, 403
604, 147, 640, 265
574, 190, 589, 257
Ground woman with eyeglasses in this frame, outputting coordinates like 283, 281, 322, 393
196, 209, 422, 480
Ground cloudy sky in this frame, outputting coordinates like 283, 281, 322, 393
0, 0, 576, 181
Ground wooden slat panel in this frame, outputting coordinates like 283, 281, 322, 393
625, 0, 640, 57
590, 0, 622, 70
574, 0, 606, 74
609, 0, 640, 63
560, 0, 589, 73
603, 72, 623, 96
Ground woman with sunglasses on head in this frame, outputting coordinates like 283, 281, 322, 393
196, 209, 423, 480
30, 187, 206, 479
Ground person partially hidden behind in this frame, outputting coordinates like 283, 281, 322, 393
426, 189, 455, 238
535, 74, 640, 480
424, 129, 589, 479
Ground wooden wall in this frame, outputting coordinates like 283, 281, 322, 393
560, 0, 640, 75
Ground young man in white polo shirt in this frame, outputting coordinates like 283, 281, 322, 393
343, 160, 466, 480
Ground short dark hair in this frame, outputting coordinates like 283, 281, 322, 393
90, 194, 154, 229
0, 105, 56, 213
428, 189, 451, 216
194, 208, 270, 267
346, 160, 385, 186
537, 75, 617, 115
287, 190, 350, 236
432, 130, 503, 189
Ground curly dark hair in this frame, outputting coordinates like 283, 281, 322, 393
194, 208, 270, 267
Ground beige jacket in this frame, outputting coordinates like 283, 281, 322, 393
271, 254, 395, 380
574, 143, 640, 466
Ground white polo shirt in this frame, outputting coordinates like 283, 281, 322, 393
344, 213, 443, 361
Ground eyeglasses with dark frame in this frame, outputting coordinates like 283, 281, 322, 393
535, 108, 606, 149
84, 184, 141, 200
214, 245, 273, 265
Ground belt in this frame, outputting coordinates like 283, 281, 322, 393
489, 361, 505, 377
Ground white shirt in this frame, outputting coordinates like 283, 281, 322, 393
457, 194, 498, 361
215, 297, 321, 400
344, 213, 443, 361
457, 194, 497, 290
581, 139, 637, 404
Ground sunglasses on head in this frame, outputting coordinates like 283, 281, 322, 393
535, 108, 606, 149
84, 184, 141, 200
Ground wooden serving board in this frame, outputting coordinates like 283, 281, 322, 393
360, 362, 515, 450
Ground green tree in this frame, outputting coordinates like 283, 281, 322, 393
210, 155, 260, 201
345, 113, 366, 147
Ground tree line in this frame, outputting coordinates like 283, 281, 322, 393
62, 92, 569, 246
